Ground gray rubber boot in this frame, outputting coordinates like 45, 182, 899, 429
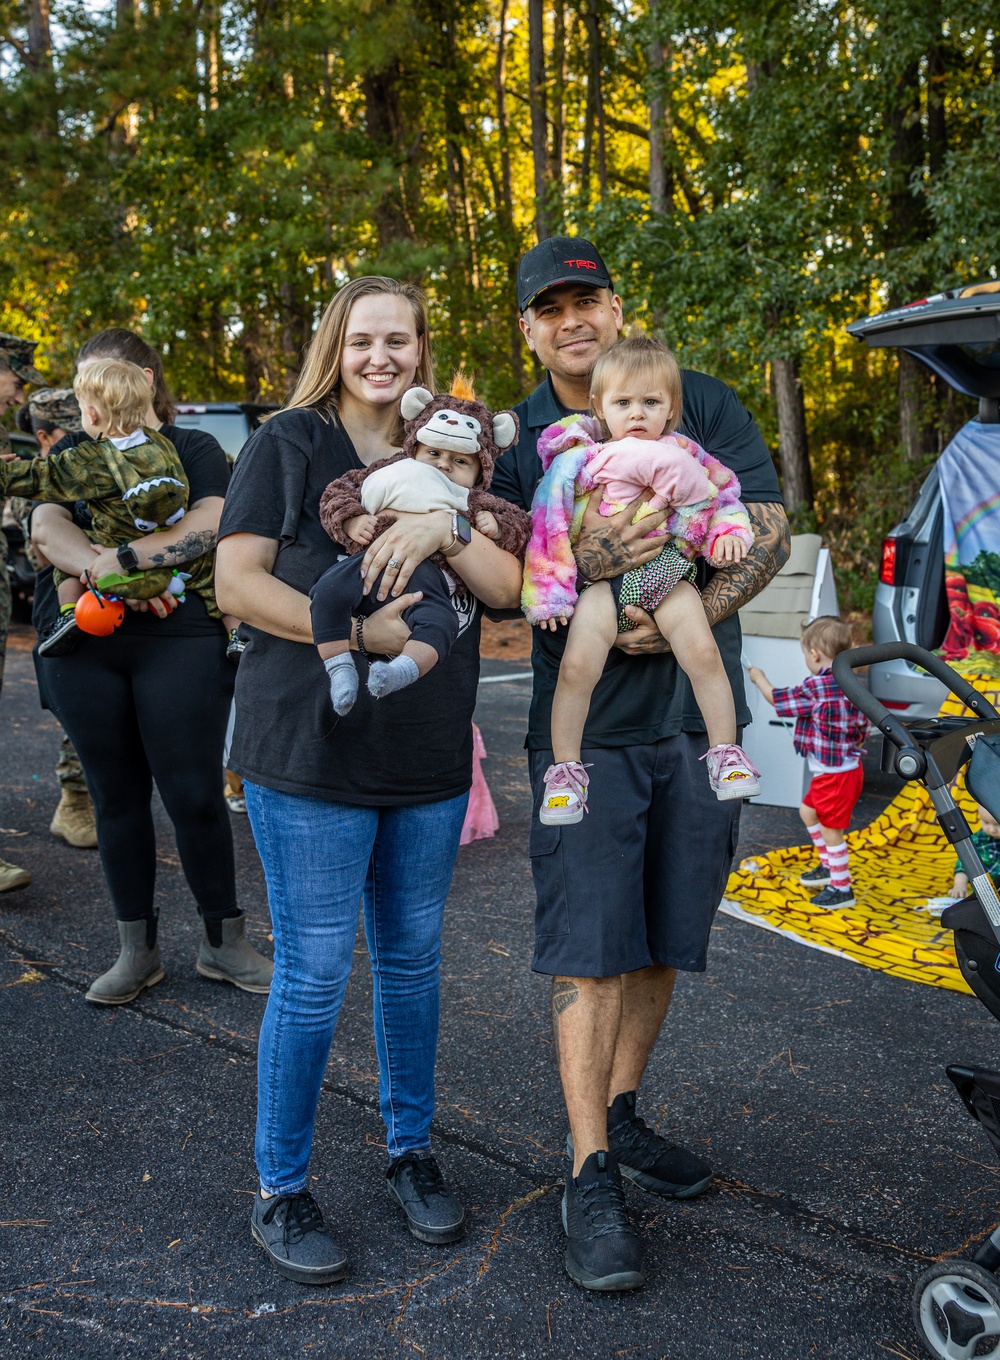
196, 912, 273, 994
85, 918, 164, 1005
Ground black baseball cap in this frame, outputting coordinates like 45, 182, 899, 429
516, 236, 613, 312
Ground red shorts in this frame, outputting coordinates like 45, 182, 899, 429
803, 763, 865, 830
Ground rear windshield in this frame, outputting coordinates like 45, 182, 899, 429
172, 412, 251, 459
957, 342, 1000, 368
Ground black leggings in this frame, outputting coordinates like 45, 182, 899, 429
42, 630, 237, 923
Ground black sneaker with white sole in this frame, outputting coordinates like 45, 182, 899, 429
37, 611, 81, 658
800, 863, 832, 888
567, 1090, 714, 1200
386, 1152, 466, 1244
811, 884, 856, 909
562, 1150, 645, 1292
250, 1190, 347, 1285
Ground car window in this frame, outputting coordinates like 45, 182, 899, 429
173, 412, 251, 459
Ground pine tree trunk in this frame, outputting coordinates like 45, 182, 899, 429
241, 310, 266, 402
647, 13, 672, 213
771, 357, 813, 516
898, 350, 926, 463
528, 0, 550, 241
885, 48, 933, 459
548, 1, 566, 231
27, 0, 52, 70
583, 0, 607, 195
363, 60, 414, 254
495, 0, 525, 388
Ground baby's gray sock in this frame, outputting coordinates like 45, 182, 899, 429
367, 655, 421, 699
323, 653, 359, 715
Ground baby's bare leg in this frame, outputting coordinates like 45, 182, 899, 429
551, 583, 619, 764
57, 578, 85, 609
653, 582, 736, 749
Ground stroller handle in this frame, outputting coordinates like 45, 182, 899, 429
832, 644, 1000, 752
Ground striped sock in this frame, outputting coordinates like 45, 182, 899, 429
827, 842, 851, 890
807, 824, 829, 867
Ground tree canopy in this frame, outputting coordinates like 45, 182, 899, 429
1, 2, 996, 605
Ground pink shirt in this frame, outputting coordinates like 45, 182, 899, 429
585, 435, 716, 513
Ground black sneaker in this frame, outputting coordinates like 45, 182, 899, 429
227, 628, 247, 665
386, 1153, 465, 1245
800, 863, 831, 888
811, 884, 855, 909
250, 1190, 348, 1285
37, 611, 81, 658
567, 1091, 714, 1199
562, 1150, 645, 1292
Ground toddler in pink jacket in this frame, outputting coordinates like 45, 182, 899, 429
521, 333, 761, 824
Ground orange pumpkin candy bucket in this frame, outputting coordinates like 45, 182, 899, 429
75, 589, 125, 637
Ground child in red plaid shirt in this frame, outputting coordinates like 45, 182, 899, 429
748, 616, 868, 909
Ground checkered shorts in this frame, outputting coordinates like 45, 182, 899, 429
614, 544, 697, 632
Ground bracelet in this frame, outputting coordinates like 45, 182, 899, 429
356, 616, 369, 662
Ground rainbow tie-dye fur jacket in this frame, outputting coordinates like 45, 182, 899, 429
521, 414, 753, 625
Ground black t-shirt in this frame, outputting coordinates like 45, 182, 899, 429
31, 424, 231, 639
490, 371, 784, 749
217, 407, 482, 805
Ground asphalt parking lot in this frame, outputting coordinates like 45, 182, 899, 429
2, 635, 998, 1360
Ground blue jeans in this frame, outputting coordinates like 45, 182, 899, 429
245, 782, 469, 1195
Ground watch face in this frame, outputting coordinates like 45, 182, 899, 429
457, 514, 472, 544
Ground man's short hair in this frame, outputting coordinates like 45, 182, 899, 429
801, 615, 854, 659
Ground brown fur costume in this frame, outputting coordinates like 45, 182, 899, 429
319, 377, 531, 561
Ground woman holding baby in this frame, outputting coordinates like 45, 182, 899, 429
215, 277, 526, 1285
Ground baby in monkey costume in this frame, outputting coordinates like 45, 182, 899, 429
313, 375, 531, 714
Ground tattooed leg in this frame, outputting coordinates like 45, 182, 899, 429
552, 974, 623, 1175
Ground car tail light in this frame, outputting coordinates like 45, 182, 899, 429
879, 537, 898, 586
881, 700, 910, 710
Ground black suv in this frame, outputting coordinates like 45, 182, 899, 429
848, 283, 1000, 718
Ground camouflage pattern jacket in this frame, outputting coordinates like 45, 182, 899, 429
0, 428, 217, 611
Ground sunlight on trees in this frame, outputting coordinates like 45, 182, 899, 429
0, 1, 996, 607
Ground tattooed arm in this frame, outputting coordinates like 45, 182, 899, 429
82, 496, 226, 581
571, 487, 669, 582
615, 502, 791, 656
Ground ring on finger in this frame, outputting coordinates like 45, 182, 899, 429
388, 556, 402, 568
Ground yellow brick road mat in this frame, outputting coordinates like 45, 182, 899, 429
721, 678, 1000, 994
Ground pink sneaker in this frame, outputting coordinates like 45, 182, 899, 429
539, 762, 590, 825
702, 744, 761, 801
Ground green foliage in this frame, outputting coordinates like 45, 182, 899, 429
0, 1, 996, 612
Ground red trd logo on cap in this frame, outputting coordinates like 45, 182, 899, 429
564, 259, 597, 270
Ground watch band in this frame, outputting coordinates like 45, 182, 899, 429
116, 543, 139, 573
441, 512, 472, 558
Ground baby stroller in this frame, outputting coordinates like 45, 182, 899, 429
835, 642, 1000, 1360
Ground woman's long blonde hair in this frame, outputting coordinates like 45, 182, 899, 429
284, 277, 435, 442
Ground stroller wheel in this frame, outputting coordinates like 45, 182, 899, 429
913, 1259, 1000, 1358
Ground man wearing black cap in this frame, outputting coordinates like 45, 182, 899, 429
0, 331, 46, 894
491, 237, 790, 1291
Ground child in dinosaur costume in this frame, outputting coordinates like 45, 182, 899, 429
313, 374, 531, 715
0, 359, 218, 624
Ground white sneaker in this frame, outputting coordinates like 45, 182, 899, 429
539, 762, 590, 825
703, 744, 761, 801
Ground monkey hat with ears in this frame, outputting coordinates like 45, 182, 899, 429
398, 372, 517, 487
320, 373, 532, 558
